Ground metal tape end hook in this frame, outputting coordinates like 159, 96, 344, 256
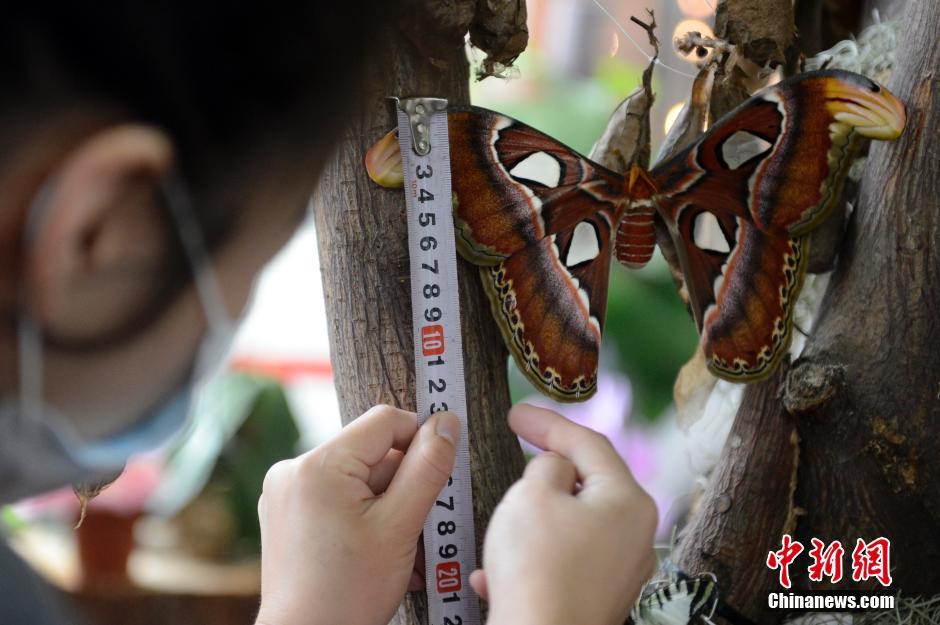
396, 97, 448, 156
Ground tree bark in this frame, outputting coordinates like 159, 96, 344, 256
675, 0, 940, 621
311, 21, 526, 625
788, 0, 940, 592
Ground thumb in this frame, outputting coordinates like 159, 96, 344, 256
469, 569, 489, 600
381, 411, 460, 532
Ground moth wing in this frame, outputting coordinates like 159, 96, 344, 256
448, 106, 626, 265
480, 211, 616, 402
630, 583, 699, 625
646, 70, 900, 381
658, 199, 807, 381
629, 577, 719, 625
652, 69, 903, 238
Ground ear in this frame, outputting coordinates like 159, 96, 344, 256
25, 124, 177, 343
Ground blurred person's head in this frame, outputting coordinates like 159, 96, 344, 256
0, 3, 382, 500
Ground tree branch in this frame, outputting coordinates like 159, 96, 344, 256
675, 0, 940, 621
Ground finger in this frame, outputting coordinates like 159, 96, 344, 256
408, 541, 427, 592
331, 405, 418, 466
626, 549, 659, 606
508, 404, 636, 487
408, 569, 424, 593
380, 411, 460, 532
261, 458, 292, 496
367, 449, 404, 494
642, 549, 658, 582
523, 451, 577, 493
257, 493, 266, 525
469, 569, 489, 600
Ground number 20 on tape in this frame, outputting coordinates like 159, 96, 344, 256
436, 561, 462, 594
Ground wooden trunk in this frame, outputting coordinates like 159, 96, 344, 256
676, 0, 940, 621
311, 24, 526, 625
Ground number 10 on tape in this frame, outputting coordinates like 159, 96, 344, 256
395, 97, 480, 625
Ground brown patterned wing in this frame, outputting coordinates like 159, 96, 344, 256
448, 106, 627, 265
480, 211, 616, 401
650, 70, 904, 381
669, 203, 808, 381
653, 69, 906, 239
447, 106, 628, 401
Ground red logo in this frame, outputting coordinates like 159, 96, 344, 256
808, 539, 845, 583
851, 537, 893, 587
767, 535, 893, 588
436, 561, 462, 593
422, 324, 445, 357
767, 534, 804, 589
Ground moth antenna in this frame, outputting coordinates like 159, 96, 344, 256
793, 321, 809, 337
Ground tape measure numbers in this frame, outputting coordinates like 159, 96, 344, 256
396, 97, 481, 625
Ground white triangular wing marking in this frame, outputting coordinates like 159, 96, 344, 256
721, 130, 773, 170
566, 221, 601, 266
693, 211, 731, 253
509, 151, 562, 188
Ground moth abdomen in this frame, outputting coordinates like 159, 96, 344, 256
616, 202, 657, 269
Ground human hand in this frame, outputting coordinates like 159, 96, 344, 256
471, 404, 658, 625
255, 405, 460, 625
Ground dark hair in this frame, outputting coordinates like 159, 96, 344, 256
1, 3, 381, 238
1, 3, 383, 348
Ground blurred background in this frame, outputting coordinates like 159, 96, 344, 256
2, 0, 719, 623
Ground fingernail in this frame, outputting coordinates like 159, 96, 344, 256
435, 411, 460, 446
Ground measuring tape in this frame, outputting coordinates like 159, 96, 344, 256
396, 97, 481, 625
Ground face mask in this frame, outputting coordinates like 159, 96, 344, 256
0, 172, 237, 504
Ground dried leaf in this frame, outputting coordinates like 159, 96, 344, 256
588, 12, 660, 172
674, 345, 718, 432
655, 64, 716, 164
470, 0, 528, 79
589, 83, 653, 173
